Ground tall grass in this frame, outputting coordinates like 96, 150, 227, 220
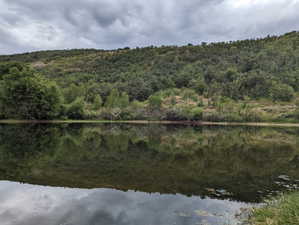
250, 192, 299, 225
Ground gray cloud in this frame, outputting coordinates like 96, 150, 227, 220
0, 0, 299, 54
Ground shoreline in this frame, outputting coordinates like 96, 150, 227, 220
0, 120, 299, 127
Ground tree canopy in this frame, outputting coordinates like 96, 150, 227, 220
0, 64, 62, 119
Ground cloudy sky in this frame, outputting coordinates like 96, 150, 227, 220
0, 0, 298, 54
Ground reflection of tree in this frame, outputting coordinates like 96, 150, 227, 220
0, 124, 299, 202
0, 124, 63, 158
0, 124, 63, 181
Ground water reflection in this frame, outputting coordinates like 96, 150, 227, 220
1, 124, 299, 202
0, 123, 299, 225
0, 181, 250, 225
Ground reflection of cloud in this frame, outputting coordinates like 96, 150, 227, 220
0, 181, 251, 225
0, 0, 299, 54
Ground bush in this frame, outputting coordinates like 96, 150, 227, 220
65, 97, 85, 119
165, 107, 186, 121
83, 109, 102, 120
269, 82, 295, 102
100, 107, 122, 120
126, 101, 147, 120
148, 95, 162, 111
190, 107, 203, 120
165, 106, 203, 121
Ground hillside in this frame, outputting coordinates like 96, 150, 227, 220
0, 31, 299, 121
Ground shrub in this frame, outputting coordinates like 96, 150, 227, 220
83, 109, 102, 120
165, 106, 203, 121
190, 107, 203, 120
100, 107, 122, 120
269, 82, 295, 102
126, 101, 147, 120
65, 97, 85, 119
148, 95, 162, 111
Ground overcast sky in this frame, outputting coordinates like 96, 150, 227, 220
0, 0, 299, 54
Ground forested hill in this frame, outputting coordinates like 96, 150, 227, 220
1, 31, 299, 101
0, 31, 299, 121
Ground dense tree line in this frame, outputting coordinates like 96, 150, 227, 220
0, 31, 299, 120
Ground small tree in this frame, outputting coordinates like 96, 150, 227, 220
93, 95, 103, 110
105, 89, 120, 108
148, 95, 162, 111
119, 92, 129, 108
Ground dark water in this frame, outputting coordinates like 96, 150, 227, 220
0, 124, 299, 225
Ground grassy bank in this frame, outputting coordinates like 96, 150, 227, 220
249, 192, 299, 225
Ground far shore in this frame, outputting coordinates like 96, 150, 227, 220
1, 120, 299, 127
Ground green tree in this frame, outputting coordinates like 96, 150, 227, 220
0, 62, 24, 77
65, 97, 85, 119
190, 78, 206, 95
270, 82, 295, 102
93, 95, 103, 110
118, 92, 129, 108
148, 95, 162, 111
105, 89, 120, 108
1, 66, 62, 119
63, 84, 85, 104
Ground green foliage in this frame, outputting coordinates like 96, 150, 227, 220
65, 97, 85, 119
2, 32, 299, 103
93, 95, 103, 110
190, 107, 203, 120
148, 95, 162, 110
105, 89, 120, 108
63, 84, 85, 104
178, 106, 201, 121
164, 105, 203, 121
250, 192, 299, 225
125, 100, 147, 120
1, 124, 299, 203
118, 92, 129, 108
269, 82, 295, 102
104, 89, 130, 108
0, 62, 24, 77
190, 78, 206, 94
1, 32, 299, 121
0, 65, 62, 119
182, 89, 198, 101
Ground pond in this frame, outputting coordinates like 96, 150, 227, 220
0, 123, 299, 225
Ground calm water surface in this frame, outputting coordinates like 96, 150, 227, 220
0, 124, 299, 225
